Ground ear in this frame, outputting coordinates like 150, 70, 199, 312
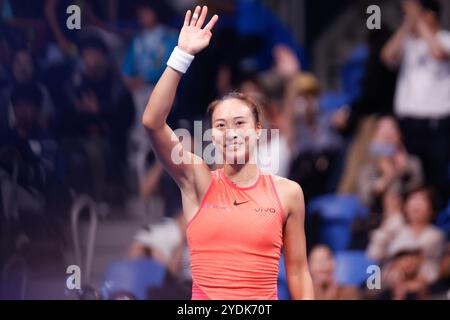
256, 123, 263, 139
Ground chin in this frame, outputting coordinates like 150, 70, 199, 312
223, 150, 248, 164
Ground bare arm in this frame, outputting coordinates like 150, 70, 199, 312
381, 22, 410, 68
381, 0, 421, 68
142, 6, 218, 196
274, 45, 301, 154
283, 181, 315, 300
417, 19, 450, 61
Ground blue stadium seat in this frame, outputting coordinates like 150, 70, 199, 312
334, 250, 377, 287
341, 43, 369, 102
308, 194, 368, 221
101, 258, 167, 300
436, 200, 450, 237
277, 255, 291, 300
319, 91, 351, 112
308, 194, 369, 251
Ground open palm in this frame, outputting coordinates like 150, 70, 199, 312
178, 6, 219, 55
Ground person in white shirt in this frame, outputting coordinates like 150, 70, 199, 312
381, 0, 450, 206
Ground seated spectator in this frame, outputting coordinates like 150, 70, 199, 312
0, 83, 61, 185
358, 116, 423, 212
0, 83, 64, 244
122, 0, 177, 91
351, 116, 424, 248
61, 36, 134, 202
367, 186, 446, 284
308, 245, 361, 300
0, 48, 55, 129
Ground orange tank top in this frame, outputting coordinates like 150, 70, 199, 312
186, 168, 284, 300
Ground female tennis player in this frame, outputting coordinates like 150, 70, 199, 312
142, 5, 314, 300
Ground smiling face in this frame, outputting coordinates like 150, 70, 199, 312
210, 98, 262, 165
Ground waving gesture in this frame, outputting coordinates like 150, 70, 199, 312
178, 6, 219, 55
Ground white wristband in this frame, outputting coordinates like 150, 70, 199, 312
167, 46, 195, 74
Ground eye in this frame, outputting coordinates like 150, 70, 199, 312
216, 123, 225, 129
236, 121, 245, 126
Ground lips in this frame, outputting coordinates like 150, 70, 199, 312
226, 143, 243, 151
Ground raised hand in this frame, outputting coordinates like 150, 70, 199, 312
178, 6, 219, 55
273, 44, 301, 79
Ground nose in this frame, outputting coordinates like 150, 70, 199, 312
226, 128, 238, 141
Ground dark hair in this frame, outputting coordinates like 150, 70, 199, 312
207, 92, 263, 126
403, 185, 438, 218
134, 0, 174, 23
79, 36, 109, 56
419, 0, 441, 18
10, 83, 43, 109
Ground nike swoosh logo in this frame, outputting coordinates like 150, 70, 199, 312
233, 200, 250, 206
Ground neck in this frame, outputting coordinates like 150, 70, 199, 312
429, 22, 440, 34
409, 223, 427, 234
223, 163, 259, 187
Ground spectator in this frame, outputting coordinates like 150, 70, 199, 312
367, 186, 446, 284
358, 116, 423, 211
61, 36, 134, 201
0, 83, 61, 186
352, 116, 424, 249
0, 48, 55, 130
378, 247, 430, 300
122, 0, 178, 91
128, 213, 191, 299
282, 66, 344, 200
381, 0, 450, 206
0, 83, 64, 243
308, 245, 361, 300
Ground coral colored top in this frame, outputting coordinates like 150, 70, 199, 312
187, 168, 284, 300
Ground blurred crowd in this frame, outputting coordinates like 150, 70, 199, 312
0, 0, 449, 300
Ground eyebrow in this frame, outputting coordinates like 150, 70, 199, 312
214, 116, 248, 123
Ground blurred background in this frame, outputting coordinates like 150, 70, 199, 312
0, 0, 449, 300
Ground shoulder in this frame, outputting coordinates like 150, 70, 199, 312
437, 30, 450, 51
425, 225, 446, 242
270, 175, 305, 208
437, 30, 450, 41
